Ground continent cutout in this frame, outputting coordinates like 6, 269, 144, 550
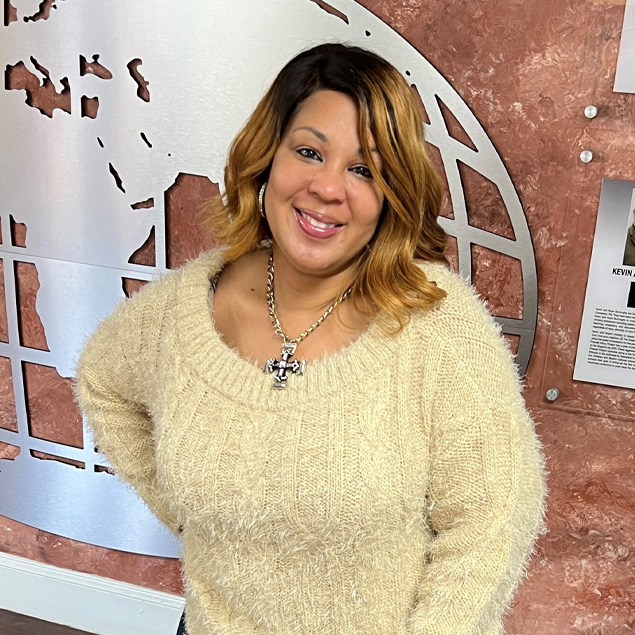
5, 59, 71, 117
3, 0, 18, 25
131, 197, 154, 210
471, 244, 523, 320
15, 261, 49, 351
0, 442, 20, 460
80, 95, 98, 118
458, 161, 516, 240
0, 263, 9, 343
23, 361, 83, 448
503, 333, 520, 356
127, 58, 149, 102
424, 143, 454, 220
444, 234, 458, 272
79, 54, 112, 80
165, 173, 219, 269
22, 0, 59, 22
30, 450, 85, 469
0, 356, 17, 430
122, 277, 148, 298
128, 226, 156, 266
307, 0, 348, 23
108, 163, 125, 193
409, 84, 430, 125
435, 97, 478, 152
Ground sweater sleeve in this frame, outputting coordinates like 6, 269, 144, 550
74, 275, 181, 535
405, 331, 547, 635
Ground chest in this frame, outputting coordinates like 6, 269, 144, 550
153, 378, 430, 539
211, 281, 369, 368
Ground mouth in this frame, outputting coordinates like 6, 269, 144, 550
296, 208, 344, 228
294, 208, 345, 238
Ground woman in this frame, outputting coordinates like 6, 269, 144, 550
624, 212, 635, 267
76, 43, 546, 634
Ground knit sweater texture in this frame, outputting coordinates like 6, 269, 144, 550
75, 248, 547, 635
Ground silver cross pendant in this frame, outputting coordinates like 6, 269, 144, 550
264, 341, 306, 390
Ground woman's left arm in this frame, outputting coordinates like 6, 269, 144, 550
405, 333, 547, 635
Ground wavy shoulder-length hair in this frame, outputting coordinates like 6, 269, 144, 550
202, 42, 447, 332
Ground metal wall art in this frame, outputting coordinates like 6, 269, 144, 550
0, 0, 537, 556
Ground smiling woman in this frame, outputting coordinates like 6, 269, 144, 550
75, 43, 546, 635
264, 90, 384, 276
204, 43, 448, 338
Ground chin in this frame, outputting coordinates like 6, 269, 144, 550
297, 249, 362, 278
273, 228, 367, 276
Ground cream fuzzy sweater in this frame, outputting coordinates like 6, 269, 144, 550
75, 248, 546, 635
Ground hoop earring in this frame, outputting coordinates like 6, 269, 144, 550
258, 182, 267, 219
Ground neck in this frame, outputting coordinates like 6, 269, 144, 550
269, 246, 355, 318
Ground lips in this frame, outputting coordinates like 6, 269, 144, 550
294, 208, 345, 239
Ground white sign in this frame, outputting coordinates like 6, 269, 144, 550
615, 0, 635, 93
574, 179, 635, 389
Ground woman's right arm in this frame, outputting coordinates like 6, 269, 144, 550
74, 274, 181, 534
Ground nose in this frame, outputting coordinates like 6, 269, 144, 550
307, 166, 346, 203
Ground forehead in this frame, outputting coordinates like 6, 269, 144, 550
289, 90, 358, 124
285, 90, 377, 147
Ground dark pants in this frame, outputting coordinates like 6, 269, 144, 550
176, 611, 187, 635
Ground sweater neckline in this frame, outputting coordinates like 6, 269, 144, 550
174, 249, 399, 407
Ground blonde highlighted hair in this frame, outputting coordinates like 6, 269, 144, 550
202, 42, 447, 332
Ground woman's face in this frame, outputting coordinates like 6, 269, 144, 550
264, 89, 385, 279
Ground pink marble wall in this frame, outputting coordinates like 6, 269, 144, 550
0, 357, 17, 432
15, 261, 49, 351
1, 0, 635, 628
365, 0, 635, 631
0, 515, 185, 594
0, 261, 7, 344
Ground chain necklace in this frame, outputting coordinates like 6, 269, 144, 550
263, 253, 352, 390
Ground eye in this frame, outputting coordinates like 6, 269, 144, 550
296, 147, 321, 161
350, 165, 373, 179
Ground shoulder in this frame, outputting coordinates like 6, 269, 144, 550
79, 247, 227, 366
414, 261, 499, 340
90, 248, 227, 340
161, 246, 227, 287
128, 247, 227, 304
410, 261, 518, 378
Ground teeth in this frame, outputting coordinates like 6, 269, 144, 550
299, 210, 338, 229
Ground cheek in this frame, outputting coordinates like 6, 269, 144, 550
266, 157, 285, 198
267, 156, 308, 205
350, 185, 384, 229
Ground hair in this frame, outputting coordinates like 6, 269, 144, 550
202, 42, 448, 332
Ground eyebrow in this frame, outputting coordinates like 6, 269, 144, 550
292, 126, 380, 157
294, 126, 328, 143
